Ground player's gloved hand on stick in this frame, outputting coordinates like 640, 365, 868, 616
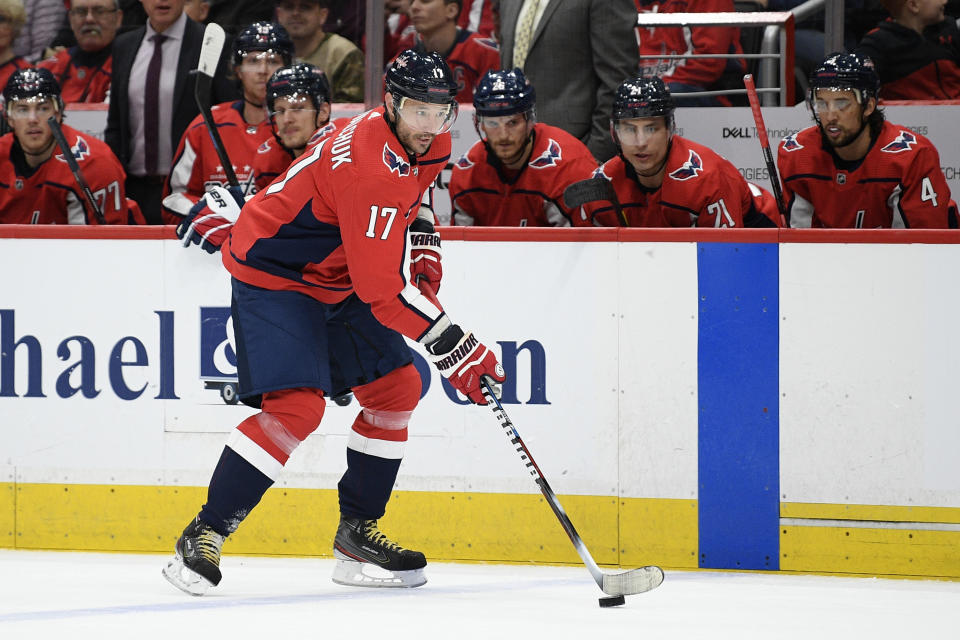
425, 324, 505, 404
176, 185, 245, 253
409, 206, 442, 296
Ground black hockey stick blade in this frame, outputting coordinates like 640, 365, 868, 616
195, 22, 238, 187
562, 178, 627, 226
480, 377, 664, 597
47, 116, 106, 224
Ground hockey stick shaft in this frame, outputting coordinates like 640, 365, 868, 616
479, 377, 663, 596
195, 23, 238, 188
562, 178, 627, 226
743, 74, 787, 226
47, 116, 106, 224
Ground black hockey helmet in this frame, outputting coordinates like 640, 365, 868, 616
808, 52, 880, 105
385, 49, 459, 105
2, 67, 63, 113
473, 68, 536, 118
266, 63, 332, 112
233, 21, 294, 67
612, 75, 676, 122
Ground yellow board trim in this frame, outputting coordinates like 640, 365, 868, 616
781, 502, 960, 524
6, 484, 959, 580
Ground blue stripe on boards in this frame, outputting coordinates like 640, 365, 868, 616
697, 242, 779, 571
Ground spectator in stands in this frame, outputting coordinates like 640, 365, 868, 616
449, 69, 598, 226
0, 67, 143, 224
183, 0, 209, 24
778, 52, 958, 227
385, 0, 414, 61
161, 22, 292, 223
574, 76, 780, 228
0, 0, 29, 91
205, 0, 272, 37
636, 0, 746, 107
275, 0, 364, 103
38, 0, 121, 103
458, 0, 496, 37
13, 0, 64, 61
499, 0, 638, 162
856, 0, 960, 99
105, 0, 236, 224
392, 0, 500, 103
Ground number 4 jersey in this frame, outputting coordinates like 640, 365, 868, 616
778, 121, 959, 228
222, 107, 450, 342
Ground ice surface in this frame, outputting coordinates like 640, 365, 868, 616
0, 550, 956, 639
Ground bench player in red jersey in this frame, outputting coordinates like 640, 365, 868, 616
449, 68, 599, 227
0, 68, 140, 224
164, 50, 505, 596
778, 53, 958, 228
576, 76, 779, 228
161, 22, 294, 223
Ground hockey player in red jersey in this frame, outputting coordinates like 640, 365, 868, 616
576, 76, 779, 228
164, 50, 505, 596
449, 68, 599, 226
250, 63, 336, 193
0, 68, 139, 224
778, 53, 958, 228
37, 0, 122, 103
393, 0, 500, 102
161, 22, 294, 223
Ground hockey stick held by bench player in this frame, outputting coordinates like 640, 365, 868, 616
48, 116, 106, 224
195, 23, 239, 188
743, 74, 788, 227
563, 177, 628, 226
479, 376, 664, 601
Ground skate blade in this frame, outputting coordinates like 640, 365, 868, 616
162, 556, 214, 596
331, 558, 427, 588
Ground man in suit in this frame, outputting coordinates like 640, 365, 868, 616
499, 0, 638, 162
105, 0, 235, 224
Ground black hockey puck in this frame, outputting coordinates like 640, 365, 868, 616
598, 595, 626, 608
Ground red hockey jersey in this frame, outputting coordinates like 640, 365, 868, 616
0, 57, 30, 97
578, 136, 778, 228
449, 123, 599, 226
222, 107, 451, 341
458, 0, 496, 38
777, 122, 959, 228
636, 0, 744, 90
251, 119, 345, 192
393, 29, 500, 102
162, 101, 274, 222
0, 123, 134, 224
38, 47, 112, 103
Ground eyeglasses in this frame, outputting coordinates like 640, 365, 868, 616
68, 6, 118, 19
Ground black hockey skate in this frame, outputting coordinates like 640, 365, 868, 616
332, 517, 427, 588
162, 516, 225, 596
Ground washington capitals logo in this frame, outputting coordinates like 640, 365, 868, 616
55, 135, 91, 163
382, 143, 411, 176
454, 153, 474, 170
256, 139, 272, 154
881, 130, 917, 154
592, 165, 612, 181
668, 149, 703, 181
781, 134, 803, 152
529, 139, 562, 169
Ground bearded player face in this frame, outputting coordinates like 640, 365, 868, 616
813, 88, 874, 149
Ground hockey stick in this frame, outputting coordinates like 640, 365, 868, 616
47, 116, 106, 224
562, 177, 627, 226
743, 74, 787, 227
479, 377, 664, 601
195, 22, 238, 187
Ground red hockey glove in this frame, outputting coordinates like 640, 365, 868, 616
409, 210, 442, 296
176, 186, 245, 254
425, 324, 505, 405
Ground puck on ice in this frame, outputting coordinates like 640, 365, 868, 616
598, 595, 626, 607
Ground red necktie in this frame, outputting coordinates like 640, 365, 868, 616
144, 33, 167, 176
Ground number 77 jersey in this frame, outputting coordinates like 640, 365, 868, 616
777, 121, 959, 228
222, 107, 451, 342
